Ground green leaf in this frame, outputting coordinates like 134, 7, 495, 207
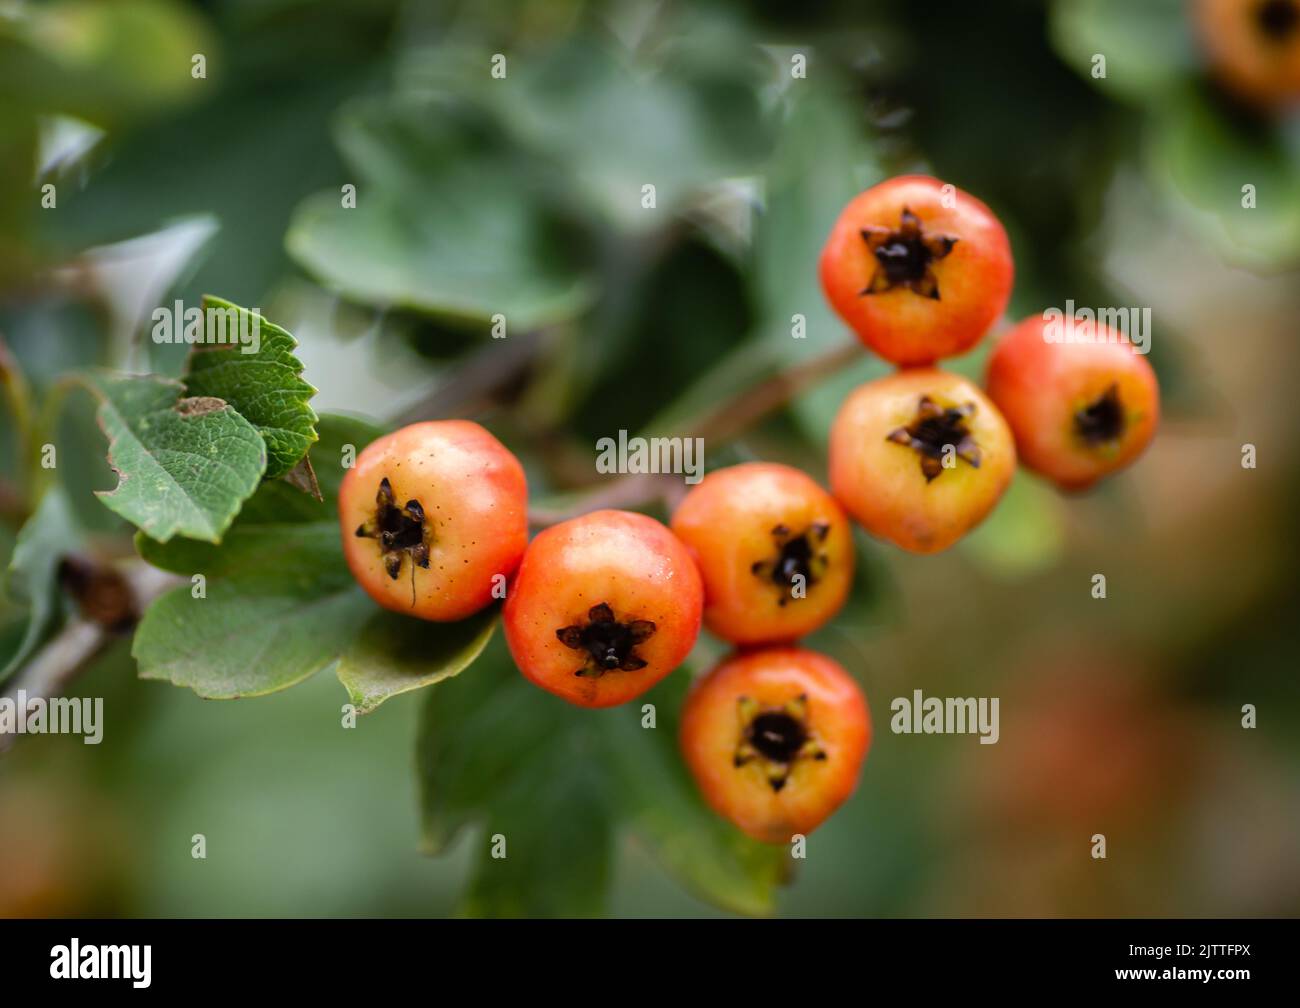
959, 471, 1067, 579
416, 643, 786, 917
600, 672, 787, 917
417, 642, 614, 915
751, 85, 889, 441
496, 36, 771, 229
417, 642, 568, 856
0, 0, 215, 128
337, 605, 500, 715
0, 488, 82, 684
132, 413, 382, 698
1048, 0, 1198, 104
286, 97, 594, 328
83, 371, 267, 544
1148, 89, 1300, 268
133, 565, 371, 699
183, 296, 319, 480
460, 744, 612, 918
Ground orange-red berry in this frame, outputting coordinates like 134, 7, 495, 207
829, 368, 1016, 554
819, 175, 1013, 366
339, 420, 527, 621
503, 509, 703, 708
671, 462, 853, 646
984, 314, 1160, 491
1195, 0, 1300, 107
680, 647, 871, 844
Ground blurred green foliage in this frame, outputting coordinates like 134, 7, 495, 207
1, 0, 1298, 918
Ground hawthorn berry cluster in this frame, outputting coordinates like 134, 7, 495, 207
338, 174, 1160, 844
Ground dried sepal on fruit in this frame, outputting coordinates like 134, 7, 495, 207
353, 476, 430, 590
749, 521, 832, 608
555, 602, 657, 677
858, 207, 959, 300
732, 693, 827, 793
884, 395, 983, 483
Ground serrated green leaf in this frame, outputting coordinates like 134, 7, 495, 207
0, 487, 82, 684
133, 567, 371, 699
132, 413, 383, 698
184, 296, 319, 480
83, 371, 266, 544
601, 672, 787, 917
337, 604, 499, 715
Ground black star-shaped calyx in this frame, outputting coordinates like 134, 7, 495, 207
886, 395, 982, 483
859, 207, 958, 300
556, 602, 657, 678
1074, 383, 1126, 446
733, 694, 827, 793
354, 476, 431, 582
750, 522, 832, 607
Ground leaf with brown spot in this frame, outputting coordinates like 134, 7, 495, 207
81, 371, 266, 544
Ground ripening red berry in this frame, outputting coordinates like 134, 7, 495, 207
680, 647, 871, 844
1194, 0, 1300, 107
984, 314, 1160, 492
670, 462, 853, 646
819, 175, 1014, 366
503, 509, 703, 708
828, 368, 1016, 554
339, 420, 528, 621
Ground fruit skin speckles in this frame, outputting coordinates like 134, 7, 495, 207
503, 509, 703, 708
339, 420, 527, 621
984, 314, 1160, 492
819, 175, 1014, 366
829, 368, 1016, 554
680, 646, 871, 843
671, 462, 854, 646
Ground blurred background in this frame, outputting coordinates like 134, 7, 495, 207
1, 0, 1298, 917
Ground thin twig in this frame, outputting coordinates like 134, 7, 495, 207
690, 340, 862, 443
0, 561, 181, 755
528, 339, 861, 526
528, 472, 686, 527
395, 328, 547, 426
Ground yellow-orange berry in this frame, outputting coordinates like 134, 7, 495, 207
680, 647, 871, 843
829, 369, 1015, 554
671, 463, 853, 646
